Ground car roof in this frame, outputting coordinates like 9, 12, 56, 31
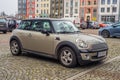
22, 18, 67, 21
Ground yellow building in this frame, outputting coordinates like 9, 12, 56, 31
35, 0, 50, 18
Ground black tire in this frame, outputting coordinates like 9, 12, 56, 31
101, 30, 110, 38
10, 40, 21, 56
3, 31, 7, 34
59, 47, 77, 68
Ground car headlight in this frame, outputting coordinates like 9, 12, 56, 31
76, 39, 88, 48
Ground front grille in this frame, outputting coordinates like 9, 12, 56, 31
90, 43, 108, 52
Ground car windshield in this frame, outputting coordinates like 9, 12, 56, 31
52, 20, 80, 33
0, 18, 6, 23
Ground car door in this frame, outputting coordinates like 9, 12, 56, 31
110, 23, 120, 36
17, 20, 34, 50
26, 20, 55, 55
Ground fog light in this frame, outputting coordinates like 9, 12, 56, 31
85, 54, 90, 60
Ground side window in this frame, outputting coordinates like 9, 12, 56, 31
43, 21, 51, 32
18, 20, 32, 30
31, 20, 52, 32
31, 21, 43, 31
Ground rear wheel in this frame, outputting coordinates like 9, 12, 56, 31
59, 47, 77, 68
10, 40, 21, 56
101, 30, 110, 38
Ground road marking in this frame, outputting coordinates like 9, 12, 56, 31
66, 56, 120, 80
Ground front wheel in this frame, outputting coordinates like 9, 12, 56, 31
101, 30, 110, 38
10, 40, 21, 56
59, 47, 77, 68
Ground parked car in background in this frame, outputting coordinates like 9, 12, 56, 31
80, 21, 99, 29
10, 18, 108, 68
61, 17, 80, 28
0, 18, 8, 33
8, 19, 17, 32
99, 22, 107, 28
99, 22, 120, 38
80, 21, 87, 29
89, 21, 99, 29
99, 22, 113, 28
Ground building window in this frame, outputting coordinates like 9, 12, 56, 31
107, 0, 111, 4
37, 10, 39, 13
101, 0, 105, 4
70, 0, 73, 7
112, 7, 117, 12
107, 7, 110, 12
47, 4, 49, 7
47, 9, 49, 14
101, 8, 105, 12
88, 1, 91, 5
112, 0, 117, 4
81, 8, 84, 17
41, 10, 43, 14
66, 2, 69, 7
75, 2, 78, 7
82, 1, 84, 6
65, 16, 69, 18
44, 10, 46, 14
75, 9, 78, 14
94, 1, 96, 5
44, 4, 46, 7
37, 4, 39, 7
66, 9, 68, 14
41, 4, 43, 7
93, 9, 97, 17
87, 8, 90, 13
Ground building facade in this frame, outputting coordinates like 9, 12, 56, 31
35, 0, 40, 18
18, 0, 26, 19
98, 0, 120, 23
50, 0, 64, 18
26, 0, 35, 18
39, 0, 50, 17
64, 0, 80, 18
80, 0, 98, 21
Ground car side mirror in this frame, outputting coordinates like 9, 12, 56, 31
41, 29, 50, 36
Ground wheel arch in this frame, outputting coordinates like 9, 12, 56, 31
55, 41, 80, 59
10, 36, 23, 49
101, 29, 111, 37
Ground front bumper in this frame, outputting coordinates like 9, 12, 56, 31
78, 49, 108, 65
80, 50, 107, 61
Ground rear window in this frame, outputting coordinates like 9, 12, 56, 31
0, 18, 6, 23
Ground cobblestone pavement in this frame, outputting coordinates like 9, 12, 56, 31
0, 30, 120, 80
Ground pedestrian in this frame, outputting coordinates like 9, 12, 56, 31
86, 19, 90, 29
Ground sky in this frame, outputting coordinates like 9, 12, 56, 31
0, 0, 18, 15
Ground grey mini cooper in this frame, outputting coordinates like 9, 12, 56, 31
10, 18, 108, 68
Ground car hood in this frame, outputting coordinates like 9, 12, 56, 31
58, 33, 106, 44
75, 33, 106, 44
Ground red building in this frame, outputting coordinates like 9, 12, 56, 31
80, 0, 98, 21
26, 0, 35, 18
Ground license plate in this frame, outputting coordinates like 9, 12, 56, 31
98, 51, 106, 57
